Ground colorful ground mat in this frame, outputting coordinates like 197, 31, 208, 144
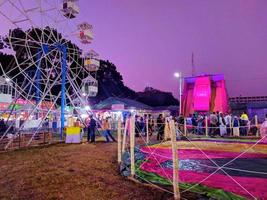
136, 140, 267, 199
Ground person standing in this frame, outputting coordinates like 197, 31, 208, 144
224, 113, 232, 135
135, 116, 141, 137
215, 111, 220, 135
196, 115, 204, 135
164, 117, 171, 140
240, 111, 249, 136
148, 115, 153, 136
219, 113, 227, 137
88, 115, 96, 143
187, 114, 193, 134
139, 117, 145, 136
157, 114, 165, 140
260, 114, 267, 143
102, 118, 116, 142
0, 118, 5, 134
233, 116, 240, 137
192, 113, 198, 134
209, 112, 218, 137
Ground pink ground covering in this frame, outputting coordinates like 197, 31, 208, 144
214, 80, 228, 113
140, 147, 267, 199
141, 147, 267, 160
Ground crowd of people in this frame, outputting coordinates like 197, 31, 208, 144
2, 110, 265, 144
117, 111, 266, 141
175, 111, 255, 137
86, 115, 116, 143
132, 114, 165, 141
85, 113, 165, 143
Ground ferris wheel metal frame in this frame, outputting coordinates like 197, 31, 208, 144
0, 0, 99, 148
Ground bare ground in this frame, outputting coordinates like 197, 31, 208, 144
0, 142, 177, 200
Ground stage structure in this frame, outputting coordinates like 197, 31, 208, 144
181, 74, 229, 116
0, 0, 100, 149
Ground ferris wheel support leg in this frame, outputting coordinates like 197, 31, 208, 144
35, 51, 42, 119
60, 45, 67, 141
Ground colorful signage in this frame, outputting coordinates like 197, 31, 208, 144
111, 104, 124, 111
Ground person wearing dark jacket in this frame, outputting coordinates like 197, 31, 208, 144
157, 114, 165, 140
88, 115, 97, 143
0, 118, 6, 134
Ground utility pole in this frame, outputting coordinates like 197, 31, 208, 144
191, 52, 195, 76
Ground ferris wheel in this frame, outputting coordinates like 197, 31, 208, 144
0, 0, 100, 148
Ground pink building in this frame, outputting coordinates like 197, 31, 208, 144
181, 74, 229, 116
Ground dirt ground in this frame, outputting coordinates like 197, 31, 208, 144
0, 142, 178, 200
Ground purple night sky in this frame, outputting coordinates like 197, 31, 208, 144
1, 0, 267, 98
83, 0, 267, 98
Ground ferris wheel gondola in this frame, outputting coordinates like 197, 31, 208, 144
77, 22, 93, 44
61, 0, 80, 19
81, 76, 98, 97
84, 50, 100, 72
0, 76, 12, 104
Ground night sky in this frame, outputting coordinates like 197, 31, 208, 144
1, 0, 267, 97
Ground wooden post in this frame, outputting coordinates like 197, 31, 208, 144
19, 132, 21, 148
117, 116, 122, 164
205, 116, 208, 137
122, 118, 128, 154
164, 119, 170, 141
229, 116, 233, 136
255, 115, 259, 137
130, 116, 135, 177
21, 133, 24, 147
184, 118, 187, 137
170, 120, 180, 200
146, 117, 149, 144
237, 120, 240, 137
43, 132, 46, 144
154, 117, 157, 136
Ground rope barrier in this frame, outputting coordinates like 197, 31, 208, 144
156, 155, 267, 176
118, 117, 266, 199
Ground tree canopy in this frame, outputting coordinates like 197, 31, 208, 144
0, 27, 179, 107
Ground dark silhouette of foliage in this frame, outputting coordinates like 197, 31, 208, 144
137, 87, 179, 107
89, 60, 137, 104
0, 27, 178, 107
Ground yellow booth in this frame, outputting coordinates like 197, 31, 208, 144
65, 117, 81, 143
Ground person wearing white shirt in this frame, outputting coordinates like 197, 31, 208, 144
224, 113, 232, 135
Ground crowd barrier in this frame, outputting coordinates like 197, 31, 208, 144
117, 116, 266, 200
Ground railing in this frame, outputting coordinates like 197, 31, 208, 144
0, 128, 62, 151
229, 96, 267, 103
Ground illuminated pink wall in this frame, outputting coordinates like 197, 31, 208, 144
213, 80, 228, 113
193, 76, 211, 111
181, 74, 229, 116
